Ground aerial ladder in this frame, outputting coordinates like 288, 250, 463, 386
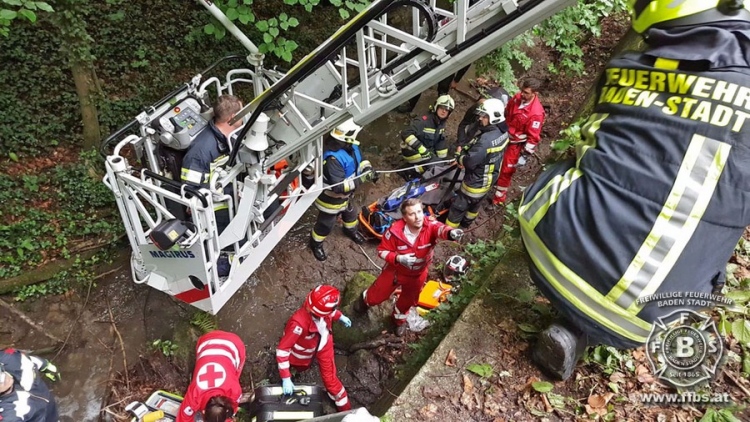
102, 0, 574, 314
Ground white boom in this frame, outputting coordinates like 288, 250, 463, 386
102, 0, 574, 314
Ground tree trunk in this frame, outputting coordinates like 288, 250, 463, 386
71, 60, 102, 149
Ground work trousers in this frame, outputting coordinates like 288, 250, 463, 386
311, 201, 358, 243
363, 264, 428, 325
446, 191, 483, 228
290, 342, 351, 411
496, 142, 524, 190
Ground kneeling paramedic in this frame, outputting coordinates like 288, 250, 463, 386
447, 98, 508, 228
0, 348, 61, 422
354, 198, 463, 336
519, 0, 750, 381
400, 95, 454, 177
310, 119, 377, 261
177, 330, 246, 422
276, 285, 353, 411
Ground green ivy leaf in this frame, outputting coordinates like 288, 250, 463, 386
204, 23, 215, 34
281, 50, 292, 62
283, 0, 298, 4
354, 3, 366, 12
726, 290, 750, 304
244, 0, 253, 4
532, 381, 554, 393
732, 319, 750, 346
2, 0, 23, 6
339, 8, 349, 20
263, 32, 273, 43
279, 12, 287, 21
9, 152, 18, 162
238, 11, 254, 24
466, 363, 493, 378
287, 17, 299, 27
268, 17, 277, 27
226, 7, 239, 21
280, 21, 288, 30
18, 8, 35, 22
285, 39, 298, 51
269, 27, 279, 37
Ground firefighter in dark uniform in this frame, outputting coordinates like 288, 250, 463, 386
180, 94, 243, 233
456, 87, 509, 148
309, 119, 377, 261
446, 98, 508, 228
521, 0, 750, 380
400, 95, 454, 177
0, 348, 61, 422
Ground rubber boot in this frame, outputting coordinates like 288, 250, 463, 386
309, 238, 327, 262
344, 227, 365, 245
532, 322, 587, 380
353, 294, 368, 314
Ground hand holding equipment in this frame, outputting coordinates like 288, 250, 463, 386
449, 229, 464, 241
282, 377, 295, 395
339, 315, 352, 328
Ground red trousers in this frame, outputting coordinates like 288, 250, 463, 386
496, 142, 524, 190
363, 264, 428, 325
290, 342, 350, 411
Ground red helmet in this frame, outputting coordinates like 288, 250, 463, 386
306, 285, 340, 317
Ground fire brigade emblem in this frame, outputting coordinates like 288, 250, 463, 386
645, 309, 724, 388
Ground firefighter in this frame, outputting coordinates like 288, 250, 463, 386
354, 198, 464, 336
492, 78, 545, 205
177, 330, 246, 422
0, 348, 60, 422
276, 285, 353, 411
446, 98, 508, 229
310, 119, 377, 262
456, 87, 509, 148
520, 0, 750, 380
400, 95, 455, 177
181, 95, 244, 233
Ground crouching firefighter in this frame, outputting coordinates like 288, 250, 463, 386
400, 95, 454, 178
447, 98, 508, 229
354, 198, 463, 336
276, 285, 353, 411
310, 119, 378, 261
519, 0, 750, 381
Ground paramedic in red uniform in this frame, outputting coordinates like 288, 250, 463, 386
354, 198, 463, 336
276, 285, 353, 411
493, 78, 546, 205
177, 330, 246, 422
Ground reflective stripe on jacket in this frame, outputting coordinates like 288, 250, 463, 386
400, 113, 448, 159
276, 307, 342, 379
506, 92, 545, 145
519, 25, 750, 348
458, 124, 508, 198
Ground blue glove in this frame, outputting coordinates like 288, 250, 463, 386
339, 315, 352, 328
282, 378, 295, 395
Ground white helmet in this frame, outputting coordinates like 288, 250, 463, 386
477, 98, 505, 125
434, 95, 455, 112
443, 255, 468, 283
330, 118, 362, 145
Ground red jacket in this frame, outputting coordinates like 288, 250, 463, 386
276, 307, 343, 379
177, 331, 246, 422
377, 218, 452, 277
505, 92, 545, 146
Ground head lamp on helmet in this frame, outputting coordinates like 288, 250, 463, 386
628, 0, 750, 34
330, 118, 362, 145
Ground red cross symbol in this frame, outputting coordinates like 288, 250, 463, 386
196, 363, 226, 389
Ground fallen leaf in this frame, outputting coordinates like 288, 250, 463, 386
419, 403, 438, 419
445, 349, 457, 367
609, 372, 625, 383
585, 404, 608, 417
540, 393, 552, 413
461, 374, 475, 408
635, 364, 650, 376
637, 373, 655, 384
632, 348, 646, 361
587, 392, 614, 409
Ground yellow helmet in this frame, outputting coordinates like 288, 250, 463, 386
628, 0, 750, 34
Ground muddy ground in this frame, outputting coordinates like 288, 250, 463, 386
5, 14, 748, 422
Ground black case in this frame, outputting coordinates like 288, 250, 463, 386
246, 384, 325, 422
